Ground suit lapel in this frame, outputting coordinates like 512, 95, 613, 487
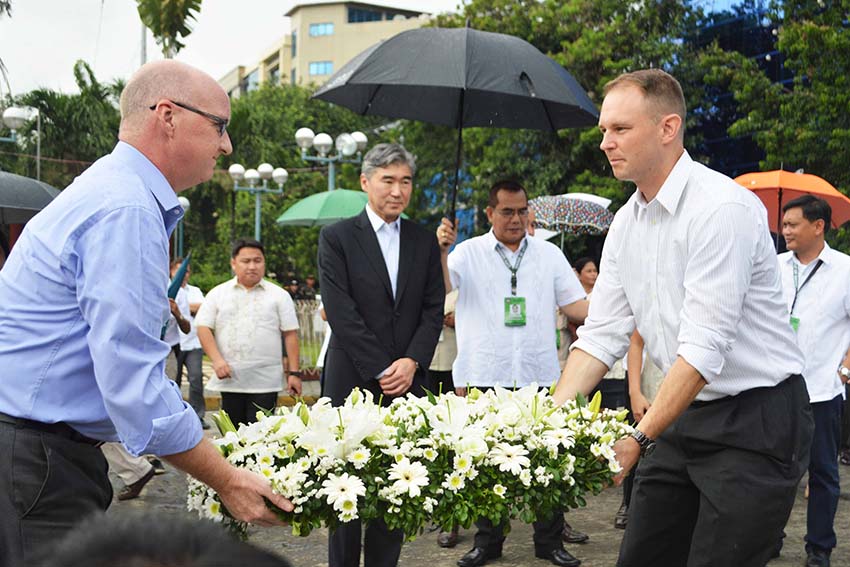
394, 220, 414, 308
353, 210, 394, 300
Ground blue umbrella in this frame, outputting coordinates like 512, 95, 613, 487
168, 252, 192, 299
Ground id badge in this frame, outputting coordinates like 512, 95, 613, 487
790, 315, 800, 333
504, 297, 527, 327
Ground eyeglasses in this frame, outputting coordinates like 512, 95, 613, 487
149, 100, 228, 136
496, 208, 529, 219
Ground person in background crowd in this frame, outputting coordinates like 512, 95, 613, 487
778, 195, 850, 567
438, 179, 589, 567
432, 288, 460, 548
615, 330, 665, 530
553, 68, 812, 567
318, 142, 444, 567
287, 279, 304, 300
0, 60, 292, 566
196, 238, 302, 426
173, 260, 208, 429
573, 257, 598, 296
301, 274, 319, 300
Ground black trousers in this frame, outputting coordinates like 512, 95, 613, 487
220, 392, 278, 426
176, 347, 205, 419
429, 369, 454, 395
0, 420, 112, 567
618, 375, 813, 567
329, 517, 403, 567
806, 395, 842, 553
474, 512, 565, 555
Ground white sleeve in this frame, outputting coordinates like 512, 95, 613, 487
553, 249, 586, 307
193, 287, 218, 329
278, 290, 300, 331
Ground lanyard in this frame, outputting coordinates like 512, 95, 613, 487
495, 239, 528, 296
791, 259, 824, 315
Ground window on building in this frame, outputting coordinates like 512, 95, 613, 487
268, 65, 280, 85
241, 69, 260, 93
309, 61, 333, 76
291, 30, 297, 57
309, 22, 334, 36
291, 68, 297, 84
348, 7, 382, 22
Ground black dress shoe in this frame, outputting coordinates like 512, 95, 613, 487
535, 548, 581, 567
457, 546, 501, 567
438, 526, 459, 548
614, 503, 628, 529
562, 520, 589, 544
805, 548, 831, 567
117, 467, 155, 501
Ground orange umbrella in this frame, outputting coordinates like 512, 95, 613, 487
735, 170, 850, 234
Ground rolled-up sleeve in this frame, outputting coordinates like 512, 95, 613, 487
76, 206, 202, 456
676, 202, 755, 383
572, 222, 635, 369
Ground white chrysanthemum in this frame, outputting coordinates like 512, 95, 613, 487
493, 484, 507, 498
489, 443, 530, 476
347, 446, 371, 469
388, 458, 429, 498
422, 447, 438, 462
321, 472, 366, 509
519, 468, 532, 487
454, 454, 473, 473
203, 498, 223, 521
442, 472, 465, 492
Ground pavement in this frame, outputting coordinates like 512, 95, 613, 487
106, 425, 850, 566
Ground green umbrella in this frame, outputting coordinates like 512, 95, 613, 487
277, 189, 406, 227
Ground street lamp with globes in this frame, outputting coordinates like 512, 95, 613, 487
294, 128, 367, 191
1, 106, 41, 181
228, 162, 288, 241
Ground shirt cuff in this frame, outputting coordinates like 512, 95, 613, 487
571, 337, 618, 370
127, 397, 204, 457
374, 365, 391, 380
677, 343, 724, 384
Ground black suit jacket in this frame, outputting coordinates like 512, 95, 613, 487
317, 209, 444, 405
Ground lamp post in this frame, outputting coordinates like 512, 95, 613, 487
176, 196, 190, 258
295, 128, 367, 191
228, 163, 288, 241
1, 106, 41, 181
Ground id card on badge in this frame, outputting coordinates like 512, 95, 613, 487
504, 297, 527, 326
790, 315, 800, 333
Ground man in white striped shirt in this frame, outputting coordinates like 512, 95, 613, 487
553, 69, 813, 567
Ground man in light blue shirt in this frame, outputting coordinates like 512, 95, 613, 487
0, 60, 292, 566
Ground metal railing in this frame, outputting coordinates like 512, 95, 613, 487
293, 299, 327, 369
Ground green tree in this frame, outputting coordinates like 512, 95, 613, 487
136, 0, 202, 58
182, 83, 388, 289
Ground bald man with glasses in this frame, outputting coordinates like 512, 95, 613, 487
0, 60, 292, 566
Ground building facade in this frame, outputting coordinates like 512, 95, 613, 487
220, 1, 430, 97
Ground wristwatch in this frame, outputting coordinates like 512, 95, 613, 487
629, 429, 656, 457
838, 365, 850, 380
287, 370, 303, 378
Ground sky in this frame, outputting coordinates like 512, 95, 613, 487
0, 0, 462, 96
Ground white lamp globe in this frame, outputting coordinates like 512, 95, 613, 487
313, 133, 333, 156
295, 127, 315, 149
228, 163, 246, 181
257, 163, 274, 179
272, 167, 289, 186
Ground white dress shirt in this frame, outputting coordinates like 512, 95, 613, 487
365, 204, 400, 298
449, 230, 586, 387
195, 278, 299, 393
574, 151, 804, 401
162, 287, 191, 348
779, 243, 850, 403
178, 284, 205, 351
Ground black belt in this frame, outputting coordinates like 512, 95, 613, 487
0, 412, 103, 447
689, 374, 803, 408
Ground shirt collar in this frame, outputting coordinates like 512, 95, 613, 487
229, 276, 267, 291
633, 150, 693, 218
112, 141, 183, 233
788, 241, 832, 266
487, 228, 529, 253
365, 204, 401, 233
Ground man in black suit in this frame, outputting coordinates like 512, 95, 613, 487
317, 143, 444, 567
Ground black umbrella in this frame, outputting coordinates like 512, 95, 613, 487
0, 171, 60, 224
313, 26, 599, 219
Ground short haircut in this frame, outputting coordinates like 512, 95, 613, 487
573, 257, 597, 273
361, 143, 416, 179
38, 512, 293, 567
119, 60, 194, 128
488, 179, 528, 208
170, 256, 184, 269
783, 194, 832, 228
231, 238, 265, 258
604, 69, 686, 134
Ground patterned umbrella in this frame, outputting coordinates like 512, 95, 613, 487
529, 195, 614, 236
